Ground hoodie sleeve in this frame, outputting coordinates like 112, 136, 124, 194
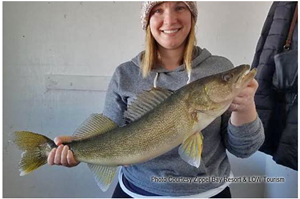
102, 67, 127, 127
221, 111, 265, 158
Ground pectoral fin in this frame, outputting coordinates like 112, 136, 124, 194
178, 132, 204, 168
87, 164, 117, 192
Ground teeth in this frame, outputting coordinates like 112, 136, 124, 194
163, 29, 179, 34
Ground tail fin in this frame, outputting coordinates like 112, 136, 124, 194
11, 131, 56, 176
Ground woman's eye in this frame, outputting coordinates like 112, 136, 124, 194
152, 9, 162, 14
176, 6, 186, 11
222, 74, 233, 82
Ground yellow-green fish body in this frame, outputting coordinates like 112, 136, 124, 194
69, 93, 192, 166
12, 64, 256, 191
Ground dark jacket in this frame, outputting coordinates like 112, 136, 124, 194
251, 1, 298, 170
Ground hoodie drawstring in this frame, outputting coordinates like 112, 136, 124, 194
187, 71, 191, 84
154, 73, 159, 88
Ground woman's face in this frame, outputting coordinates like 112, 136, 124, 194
149, 2, 192, 51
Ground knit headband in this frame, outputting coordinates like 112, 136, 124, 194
141, 1, 198, 30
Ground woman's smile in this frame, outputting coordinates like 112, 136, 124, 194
161, 28, 181, 34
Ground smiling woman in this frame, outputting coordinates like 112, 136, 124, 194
45, 1, 264, 198
142, 2, 196, 77
44, 1, 264, 197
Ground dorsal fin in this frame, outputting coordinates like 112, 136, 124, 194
72, 114, 118, 140
124, 87, 174, 124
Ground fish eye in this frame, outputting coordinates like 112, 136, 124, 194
222, 73, 233, 82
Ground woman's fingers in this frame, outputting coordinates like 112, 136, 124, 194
67, 150, 80, 166
248, 79, 259, 90
54, 145, 64, 165
47, 148, 57, 165
229, 96, 246, 112
61, 145, 69, 166
48, 146, 79, 167
232, 96, 247, 105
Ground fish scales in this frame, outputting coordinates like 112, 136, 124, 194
69, 92, 193, 165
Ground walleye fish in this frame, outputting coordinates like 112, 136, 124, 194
12, 64, 256, 191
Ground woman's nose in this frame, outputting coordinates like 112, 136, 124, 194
163, 10, 177, 26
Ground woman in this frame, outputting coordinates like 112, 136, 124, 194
48, 2, 264, 198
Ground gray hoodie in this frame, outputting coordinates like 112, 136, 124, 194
103, 47, 264, 196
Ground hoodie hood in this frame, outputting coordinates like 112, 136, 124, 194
131, 46, 212, 74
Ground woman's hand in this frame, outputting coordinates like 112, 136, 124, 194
229, 79, 259, 126
47, 136, 80, 167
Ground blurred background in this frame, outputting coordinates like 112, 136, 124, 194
3, 1, 298, 198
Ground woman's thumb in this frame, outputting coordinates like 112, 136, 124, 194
54, 136, 73, 146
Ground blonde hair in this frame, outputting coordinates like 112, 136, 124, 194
141, 17, 197, 78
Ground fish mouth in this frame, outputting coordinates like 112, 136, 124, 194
235, 68, 257, 89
